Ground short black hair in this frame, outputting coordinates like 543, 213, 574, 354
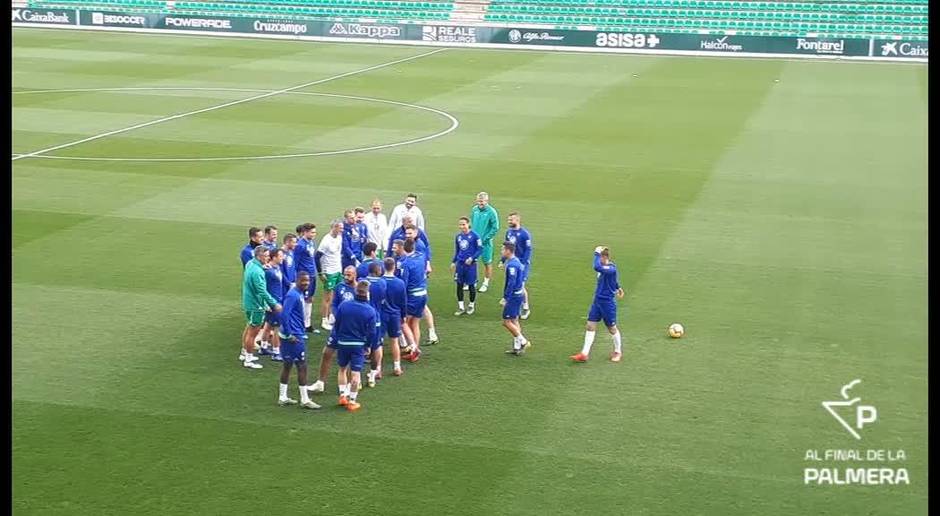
248, 226, 261, 238
406, 193, 417, 200
503, 241, 516, 253
264, 225, 277, 235
368, 262, 382, 276
283, 233, 297, 244
363, 242, 377, 256
384, 257, 397, 272
403, 238, 415, 253
295, 224, 304, 234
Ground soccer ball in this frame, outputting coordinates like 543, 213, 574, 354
668, 323, 684, 338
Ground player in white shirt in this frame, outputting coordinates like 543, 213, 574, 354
363, 198, 389, 259
387, 193, 426, 234
317, 220, 345, 331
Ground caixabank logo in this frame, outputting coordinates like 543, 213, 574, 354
879, 40, 928, 58
11, 8, 72, 24
803, 380, 910, 486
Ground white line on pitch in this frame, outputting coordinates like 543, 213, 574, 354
11, 48, 447, 162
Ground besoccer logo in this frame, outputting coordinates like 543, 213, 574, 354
881, 42, 899, 56
822, 379, 877, 440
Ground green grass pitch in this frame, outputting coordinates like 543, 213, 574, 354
12, 28, 927, 514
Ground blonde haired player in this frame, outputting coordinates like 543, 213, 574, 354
570, 246, 625, 363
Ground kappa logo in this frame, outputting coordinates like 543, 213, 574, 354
822, 380, 878, 440
329, 22, 400, 38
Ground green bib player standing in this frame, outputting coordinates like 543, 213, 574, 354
470, 191, 500, 293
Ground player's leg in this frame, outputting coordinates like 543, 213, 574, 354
466, 263, 478, 314
296, 358, 320, 409
424, 306, 438, 344
269, 329, 282, 361
278, 360, 295, 405
346, 349, 365, 411
385, 315, 404, 376
242, 312, 264, 368
336, 348, 351, 405
479, 241, 493, 292
571, 307, 601, 362
239, 325, 249, 361
259, 322, 272, 355
455, 278, 466, 315
606, 304, 623, 362
308, 345, 334, 393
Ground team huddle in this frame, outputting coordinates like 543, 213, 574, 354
239, 192, 627, 412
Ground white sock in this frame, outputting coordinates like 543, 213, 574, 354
393, 361, 401, 369
458, 301, 465, 310
303, 302, 312, 328
612, 331, 622, 353
279, 383, 288, 399
300, 385, 311, 403
523, 302, 529, 310
312, 379, 324, 389
272, 347, 280, 355
582, 330, 596, 356
349, 390, 358, 401
340, 384, 349, 396
469, 302, 474, 308
429, 328, 438, 340
513, 336, 522, 350
482, 278, 489, 285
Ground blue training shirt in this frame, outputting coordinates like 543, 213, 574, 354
264, 266, 286, 303
593, 252, 621, 303
386, 226, 431, 258
357, 258, 382, 280
331, 282, 357, 313
382, 274, 406, 319
505, 227, 533, 265
281, 251, 296, 287
280, 288, 307, 340
240, 243, 255, 268
400, 253, 428, 294
294, 237, 318, 275
330, 299, 378, 346
504, 256, 525, 299
453, 230, 483, 264
366, 275, 387, 317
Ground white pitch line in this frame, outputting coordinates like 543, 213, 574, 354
11, 88, 459, 162
11, 48, 447, 162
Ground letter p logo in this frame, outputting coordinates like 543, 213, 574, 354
856, 405, 877, 429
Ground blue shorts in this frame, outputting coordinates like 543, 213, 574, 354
279, 339, 307, 364
455, 262, 477, 286
382, 313, 402, 338
336, 345, 366, 372
406, 294, 427, 318
264, 310, 281, 326
588, 300, 618, 327
502, 295, 524, 320
301, 271, 317, 299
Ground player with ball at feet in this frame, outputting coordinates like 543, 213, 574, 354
570, 246, 626, 363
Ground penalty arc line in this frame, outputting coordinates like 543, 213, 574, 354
11, 88, 459, 162
11, 47, 447, 162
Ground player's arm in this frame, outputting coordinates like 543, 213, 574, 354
341, 230, 356, 262
471, 237, 483, 263
593, 248, 605, 272
314, 250, 324, 277
451, 236, 459, 270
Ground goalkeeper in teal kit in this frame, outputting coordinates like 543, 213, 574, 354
469, 191, 499, 293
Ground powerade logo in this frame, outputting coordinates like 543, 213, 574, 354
11, 8, 71, 24
421, 25, 476, 43
164, 17, 232, 29
880, 41, 928, 57
796, 38, 844, 55
595, 32, 661, 48
507, 29, 565, 43
701, 35, 742, 52
91, 12, 146, 26
329, 23, 400, 39
253, 20, 307, 34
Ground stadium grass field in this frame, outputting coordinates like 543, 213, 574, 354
12, 28, 927, 514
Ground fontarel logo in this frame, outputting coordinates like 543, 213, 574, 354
822, 379, 877, 440
12, 8, 71, 24
164, 17, 232, 29
329, 23, 400, 39
701, 35, 742, 52
881, 41, 928, 57
796, 38, 845, 55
